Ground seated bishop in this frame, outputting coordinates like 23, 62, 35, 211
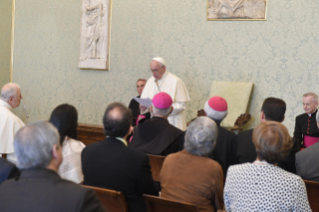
129, 92, 184, 156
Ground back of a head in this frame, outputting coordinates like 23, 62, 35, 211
261, 97, 286, 122
184, 116, 218, 156
204, 96, 228, 121
253, 121, 292, 164
152, 92, 173, 117
49, 104, 78, 145
103, 102, 132, 137
0, 83, 20, 101
14, 121, 60, 169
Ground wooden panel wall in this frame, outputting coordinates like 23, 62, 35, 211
77, 123, 105, 146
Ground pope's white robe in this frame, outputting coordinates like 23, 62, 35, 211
0, 99, 25, 157
141, 71, 190, 131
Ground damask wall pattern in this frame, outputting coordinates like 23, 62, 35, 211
0, 0, 12, 88
12, 0, 319, 135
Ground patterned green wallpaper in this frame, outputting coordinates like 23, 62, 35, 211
0, 0, 12, 88
12, 0, 319, 134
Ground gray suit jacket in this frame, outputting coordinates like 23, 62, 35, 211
0, 168, 106, 212
296, 141, 319, 183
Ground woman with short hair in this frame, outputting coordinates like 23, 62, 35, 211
49, 104, 85, 183
224, 121, 311, 211
160, 116, 224, 212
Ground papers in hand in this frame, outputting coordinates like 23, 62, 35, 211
133, 97, 152, 107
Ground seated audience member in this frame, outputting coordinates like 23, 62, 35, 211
295, 111, 319, 182
0, 121, 105, 212
129, 92, 184, 156
0, 83, 25, 164
294, 92, 319, 148
204, 96, 237, 176
128, 78, 147, 126
0, 158, 20, 185
237, 97, 286, 163
49, 104, 85, 183
160, 117, 224, 212
224, 122, 311, 211
82, 102, 158, 212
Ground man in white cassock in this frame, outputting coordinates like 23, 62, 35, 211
141, 57, 190, 131
0, 83, 25, 163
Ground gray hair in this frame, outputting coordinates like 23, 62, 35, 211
316, 111, 319, 124
303, 92, 318, 103
204, 100, 227, 121
1, 83, 20, 101
184, 116, 218, 156
14, 121, 60, 169
152, 105, 172, 117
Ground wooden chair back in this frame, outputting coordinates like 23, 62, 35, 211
77, 123, 105, 146
82, 185, 128, 212
147, 154, 165, 182
143, 194, 199, 212
304, 180, 319, 212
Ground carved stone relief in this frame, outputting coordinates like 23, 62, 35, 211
79, 0, 111, 70
207, 0, 267, 20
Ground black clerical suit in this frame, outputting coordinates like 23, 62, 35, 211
0, 169, 105, 212
129, 117, 184, 156
128, 96, 140, 126
82, 137, 158, 212
294, 110, 319, 148
0, 158, 20, 185
236, 129, 255, 164
207, 121, 237, 177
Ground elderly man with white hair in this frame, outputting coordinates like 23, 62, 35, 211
141, 57, 190, 131
160, 116, 224, 212
204, 96, 237, 177
295, 110, 319, 183
0, 83, 25, 163
0, 121, 106, 212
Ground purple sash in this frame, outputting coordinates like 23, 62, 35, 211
304, 135, 319, 147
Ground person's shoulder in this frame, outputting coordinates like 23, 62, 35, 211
220, 126, 236, 137
296, 113, 307, 120
297, 142, 319, 158
237, 129, 253, 141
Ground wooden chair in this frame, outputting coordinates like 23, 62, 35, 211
304, 180, 319, 211
82, 185, 128, 212
147, 154, 165, 182
143, 194, 199, 212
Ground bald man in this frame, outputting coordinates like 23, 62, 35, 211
141, 57, 190, 131
0, 83, 25, 163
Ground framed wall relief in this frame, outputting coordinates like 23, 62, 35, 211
207, 0, 267, 21
79, 0, 112, 70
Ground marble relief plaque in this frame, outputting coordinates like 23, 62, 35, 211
207, 0, 267, 21
79, 0, 111, 70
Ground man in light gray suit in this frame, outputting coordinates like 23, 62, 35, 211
295, 111, 319, 183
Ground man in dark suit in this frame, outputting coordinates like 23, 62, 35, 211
236, 97, 287, 165
0, 121, 105, 212
204, 96, 237, 177
82, 102, 158, 212
295, 110, 319, 182
0, 158, 20, 184
129, 92, 183, 156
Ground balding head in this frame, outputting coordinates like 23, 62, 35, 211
103, 102, 132, 138
1, 83, 22, 108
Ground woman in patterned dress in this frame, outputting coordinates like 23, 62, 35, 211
224, 121, 311, 211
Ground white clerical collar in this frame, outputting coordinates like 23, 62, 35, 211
0, 99, 12, 110
308, 109, 317, 117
